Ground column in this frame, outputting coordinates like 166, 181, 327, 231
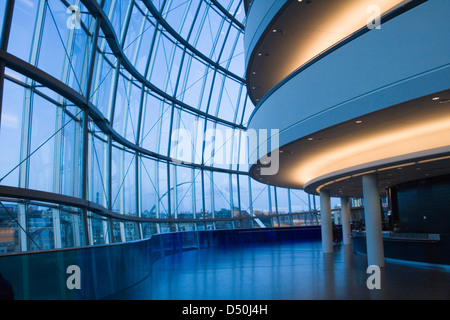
320, 189, 333, 253
362, 174, 385, 267
340, 196, 352, 245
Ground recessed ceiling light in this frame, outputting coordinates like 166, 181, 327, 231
257, 53, 262, 56
355, 120, 363, 124
307, 137, 314, 141
432, 97, 440, 101
272, 29, 277, 33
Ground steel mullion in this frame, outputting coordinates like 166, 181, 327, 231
81, 0, 246, 130
140, 0, 244, 83
1, 48, 250, 175
0, 185, 329, 224
0, 0, 15, 128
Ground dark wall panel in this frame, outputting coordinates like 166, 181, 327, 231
396, 175, 450, 234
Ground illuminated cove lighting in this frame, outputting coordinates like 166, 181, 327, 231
294, 115, 450, 187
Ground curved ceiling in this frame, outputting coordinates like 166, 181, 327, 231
246, 0, 417, 104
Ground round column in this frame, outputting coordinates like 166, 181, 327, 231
362, 174, 385, 267
320, 189, 333, 254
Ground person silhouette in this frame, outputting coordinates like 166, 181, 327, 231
0, 273, 14, 300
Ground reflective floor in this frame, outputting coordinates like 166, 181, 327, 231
113, 240, 450, 300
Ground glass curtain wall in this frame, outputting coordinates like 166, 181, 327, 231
0, 0, 317, 254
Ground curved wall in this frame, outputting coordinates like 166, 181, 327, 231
248, 0, 450, 179
0, 0, 318, 257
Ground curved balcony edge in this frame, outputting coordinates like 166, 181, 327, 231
247, 0, 450, 192
244, 0, 427, 105
0, 226, 321, 299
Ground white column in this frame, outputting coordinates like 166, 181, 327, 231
362, 174, 385, 267
320, 190, 333, 253
340, 196, 352, 245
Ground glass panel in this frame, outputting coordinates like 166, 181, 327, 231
60, 206, 85, 248
123, 3, 144, 60
203, 171, 213, 219
27, 204, 55, 251
276, 188, 290, 214
213, 172, 232, 229
158, 222, 171, 233
141, 222, 157, 238
111, 146, 121, 212
192, 4, 224, 58
0, 79, 24, 187
174, 165, 194, 219
140, 157, 158, 218
61, 114, 82, 198
250, 178, 270, 216
238, 174, 250, 216
178, 55, 213, 111
89, 132, 108, 206
149, 33, 183, 96
0, 201, 20, 254
37, 1, 70, 85
112, 220, 123, 243
193, 169, 203, 219
28, 94, 57, 193
124, 221, 139, 241
89, 212, 110, 245
123, 150, 136, 216
90, 52, 117, 115
157, 161, 169, 219
291, 189, 313, 213
129, 7, 156, 75
109, 0, 130, 40
124, 80, 141, 142
113, 72, 128, 136
223, 28, 245, 76
111, 146, 136, 216
170, 109, 203, 164
8, 0, 39, 62
217, 77, 241, 123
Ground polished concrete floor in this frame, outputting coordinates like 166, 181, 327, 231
114, 240, 450, 300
